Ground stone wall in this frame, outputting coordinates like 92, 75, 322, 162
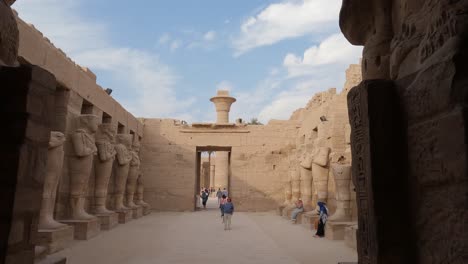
14, 13, 144, 219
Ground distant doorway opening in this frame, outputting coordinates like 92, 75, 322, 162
195, 146, 232, 210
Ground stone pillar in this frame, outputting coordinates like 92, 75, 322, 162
68, 115, 98, 221
135, 174, 151, 215
299, 153, 313, 211
113, 134, 133, 223
328, 164, 352, 222
210, 90, 236, 124
1, 64, 56, 263
209, 164, 215, 189
93, 124, 118, 230
94, 124, 116, 215
214, 151, 229, 189
311, 147, 330, 208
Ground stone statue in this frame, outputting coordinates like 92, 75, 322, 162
0, 0, 19, 66
311, 147, 330, 208
125, 136, 141, 209
299, 151, 313, 211
38, 131, 67, 230
328, 164, 352, 222
282, 173, 292, 207
135, 174, 149, 208
94, 124, 117, 215
114, 134, 133, 211
68, 115, 98, 220
290, 169, 301, 202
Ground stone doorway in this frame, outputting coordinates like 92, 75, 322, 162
195, 146, 232, 210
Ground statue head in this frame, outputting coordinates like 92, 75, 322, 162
77, 114, 99, 133
49, 131, 65, 148
96, 123, 116, 143
115, 134, 132, 148
0, 2, 19, 66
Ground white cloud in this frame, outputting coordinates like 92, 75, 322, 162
170, 40, 181, 52
14, 0, 194, 119
158, 33, 171, 45
203, 31, 216, 41
284, 33, 362, 77
233, 0, 341, 55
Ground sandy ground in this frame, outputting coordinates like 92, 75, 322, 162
50, 198, 357, 264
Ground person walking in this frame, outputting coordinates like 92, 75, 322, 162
223, 198, 234, 230
314, 201, 328, 237
222, 187, 228, 197
216, 188, 223, 204
219, 194, 227, 222
201, 189, 209, 209
291, 199, 304, 223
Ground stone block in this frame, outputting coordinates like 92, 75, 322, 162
301, 213, 319, 230
325, 221, 355, 240
132, 206, 143, 219
345, 225, 358, 250
60, 218, 100, 240
116, 209, 132, 224
36, 255, 67, 264
142, 204, 151, 215
35, 225, 74, 254
95, 212, 118, 231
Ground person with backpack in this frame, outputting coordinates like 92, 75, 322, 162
216, 188, 223, 205
201, 189, 209, 209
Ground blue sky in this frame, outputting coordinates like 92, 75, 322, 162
14, 0, 362, 123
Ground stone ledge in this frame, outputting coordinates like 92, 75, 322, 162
325, 221, 356, 240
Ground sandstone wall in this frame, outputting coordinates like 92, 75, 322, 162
140, 119, 297, 211
14, 14, 144, 218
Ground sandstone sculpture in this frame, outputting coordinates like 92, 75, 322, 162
311, 147, 330, 208
38, 132, 67, 230
125, 136, 141, 209
328, 164, 352, 222
0, 0, 19, 66
290, 169, 301, 202
282, 173, 292, 207
114, 134, 133, 211
135, 174, 150, 209
299, 151, 313, 211
94, 124, 117, 214
68, 115, 98, 220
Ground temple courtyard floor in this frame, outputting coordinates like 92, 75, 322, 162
50, 199, 357, 264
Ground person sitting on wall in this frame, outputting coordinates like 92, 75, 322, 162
291, 199, 304, 223
314, 201, 328, 238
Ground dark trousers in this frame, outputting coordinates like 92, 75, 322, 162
315, 219, 325, 237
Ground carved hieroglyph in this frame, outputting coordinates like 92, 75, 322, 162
311, 147, 330, 204
114, 134, 133, 211
125, 136, 141, 209
328, 164, 352, 222
94, 124, 117, 215
69, 115, 98, 220
38, 132, 67, 230
0, 1, 19, 66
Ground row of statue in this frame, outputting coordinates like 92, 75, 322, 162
38, 114, 149, 230
282, 132, 353, 222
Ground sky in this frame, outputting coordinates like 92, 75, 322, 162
13, 0, 362, 123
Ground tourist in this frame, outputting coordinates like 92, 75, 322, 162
222, 187, 228, 197
314, 202, 329, 238
291, 199, 304, 223
219, 194, 227, 222
201, 189, 209, 209
216, 188, 223, 204
223, 197, 234, 230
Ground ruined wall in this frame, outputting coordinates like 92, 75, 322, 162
140, 120, 297, 211
15, 14, 144, 219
